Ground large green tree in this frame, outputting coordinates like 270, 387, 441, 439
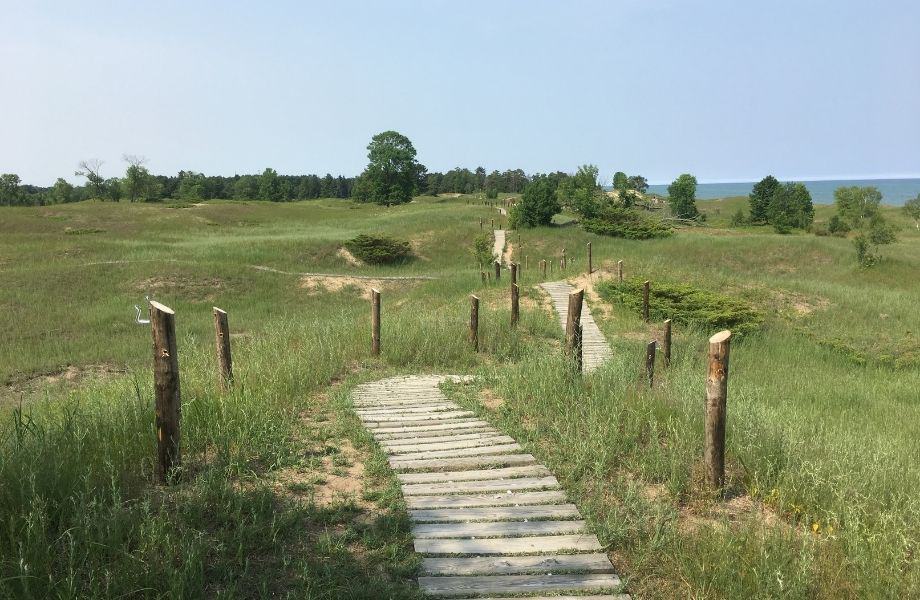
76, 159, 106, 200
122, 155, 157, 202
612, 171, 628, 192
50, 178, 74, 204
767, 182, 814, 232
834, 186, 895, 266
0, 173, 21, 206
259, 167, 284, 201
749, 175, 779, 223
509, 175, 561, 228
557, 165, 602, 218
667, 173, 699, 218
354, 130, 424, 205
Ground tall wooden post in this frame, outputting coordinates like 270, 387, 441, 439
705, 330, 732, 491
480, 271, 486, 284
479, 217, 483, 229
494, 260, 501, 280
525, 255, 528, 271
371, 289, 381, 356
642, 280, 650, 322
470, 295, 479, 351
150, 301, 181, 484
491, 218, 495, 229
617, 260, 624, 283
510, 262, 518, 284
511, 283, 520, 327
565, 289, 584, 356
574, 324, 583, 373
562, 248, 567, 269
541, 260, 547, 277
212, 307, 232, 391
587, 242, 592, 275
645, 340, 656, 387
662, 319, 672, 367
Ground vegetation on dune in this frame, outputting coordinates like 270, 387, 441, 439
667, 173, 700, 219
344, 234, 413, 264
352, 131, 426, 205
597, 277, 762, 336
582, 207, 673, 239
508, 174, 562, 228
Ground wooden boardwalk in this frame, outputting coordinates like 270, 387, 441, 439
540, 281, 614, 372
353, 375, 628, 599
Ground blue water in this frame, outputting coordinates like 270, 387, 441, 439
646, 178, 920, 205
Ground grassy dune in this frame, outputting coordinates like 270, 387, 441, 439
1, 195, 918, 598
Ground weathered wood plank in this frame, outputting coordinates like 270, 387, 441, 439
387, 443, 521, 463
359, 410, 473, 423
369, 419, 490, 434
384, 435, 516, 455
398, 464, 551, 484
401, 475, 558, 496
374, 426, 499, 441
420, 553, 614, 575
418, 573, 621, 597
409, 504, 580, 523
390, 453, 538, 473
404, 489, 567, 510
416, 534, 604, 556
412, 519, 587, 539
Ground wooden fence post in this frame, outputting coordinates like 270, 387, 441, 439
541, 259, 547, 277
662, 319, 672, 367
494, 260, 501, 280
510, 262, 518, 284
491, 218, 495, 229
480, 271, 486, 284
371, 289, 381, 356
470, 295, 479, 351
511, 283, 520, 327
587, 242, 592, 275
645, 340, 656, 387
618, 260, 624, 283
150, 301, 181, 484
643, 280, 650, 322
479, 217, 483, 229
574, 323, 583, 373
562, 248, 567, 269
565, 289, 584, 357
705, 330, 732, 491
212, 307, 232, 391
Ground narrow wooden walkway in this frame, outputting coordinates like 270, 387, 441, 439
540, 281, 614, 372
353, 375, 628, 599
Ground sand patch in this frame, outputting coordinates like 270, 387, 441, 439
300, 275, 415, 299
480, 388, 505, 411
136, 275, 223, 303
767, 289, 830, 316
337, 247, 364, 267
678, 494, 786, 535
6, 363, 125, 397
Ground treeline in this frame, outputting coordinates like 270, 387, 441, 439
424, 168, 530, 196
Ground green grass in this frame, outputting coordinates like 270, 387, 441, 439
1, 195, 919, 597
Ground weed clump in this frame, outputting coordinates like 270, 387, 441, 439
344, 234, 412, 265
582, 207, 673, 240
597, 277, 762, 335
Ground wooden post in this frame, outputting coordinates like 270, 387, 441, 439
479, 217, 483, 229
642, 280, 650, 322
617, 260, 624, 283
212, 307, 232, 391
525, 255, 528, 271
491, 218, 495, 229
511, 283, 520, 327
587, 242, 592, 275
562, 248, 567, 269
371, 289, 381, 356
470, 295, 479, 351
645, 340, 656, 387
662, 319, 672, 367
510, 262, 518, 284
494, 260, 501, 280
480, 271, 486, 284
565, 289, 584, 356
705, 330, 732, 491
150, 301, 181, 484
574, 323, 583, 373
541, 259, 547, 277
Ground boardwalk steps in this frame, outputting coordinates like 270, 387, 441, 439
540, 281, 613, 372
352, 375, 628, 599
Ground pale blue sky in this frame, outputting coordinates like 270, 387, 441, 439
2, 0, 918, 186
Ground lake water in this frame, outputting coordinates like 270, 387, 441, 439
645, 178, 920, 205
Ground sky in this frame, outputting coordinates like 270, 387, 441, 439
2, 0, 919, 186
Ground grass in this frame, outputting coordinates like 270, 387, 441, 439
1, 194, 919, 597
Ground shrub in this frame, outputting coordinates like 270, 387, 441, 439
730, 208, 748, 227
597, 278, 762, 336
827, 215, 850, 236
581, 207, 673, 240
471, 233, 493, 267
509, 176, 560, 228
485, 187, 498, 200
343, 234, 412, 264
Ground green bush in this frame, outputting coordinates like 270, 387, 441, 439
471, 232, 493, 267
343, 234, 412, 264
597, 277, 762, 336
582, 207, 673, 240
485, 187, 498, 200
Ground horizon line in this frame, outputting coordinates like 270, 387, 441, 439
647, 174, 920, 186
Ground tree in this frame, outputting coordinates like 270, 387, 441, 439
667, 173, 699, 219
612, 171, 628, 191
355, 130, 424, 205
259, 167, 284, 201
902, 194, 920, 230
475, 166, 486, 191
509, 175, 560, 228
557, 165, 603, 219
177, 171, 205, 200
749, 175, 779, 223
834, 186, 894, 266
50, 178, 74, 204
0, 173, 21, 206
627, 175, 649, 194
122, 155, 156, 202
76, 159, 106, 200
767, 182, 814, 232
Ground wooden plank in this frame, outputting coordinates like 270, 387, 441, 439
416, 534, 604, 556
412, 519, 587, 539
383, 430, 504, 446
369, 419, 490, 434
384, 435, 516, 454
390, 453, 537, 472
401, 475, 558, 496
398, 464, 550, 484
404, 490, 567, 510
387, 443, 521, 462
359, 410, 473, 423
418, 573, 621, 597
374, 426, 499, 441
421, 553, 615, 576
355, 404, 455, 415
410, 504, 580, 523
460, 595, 628, 600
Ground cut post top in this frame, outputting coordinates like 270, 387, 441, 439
213, 307, 227, 315
149, 300, 174, 315
709, 330, 731, 344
